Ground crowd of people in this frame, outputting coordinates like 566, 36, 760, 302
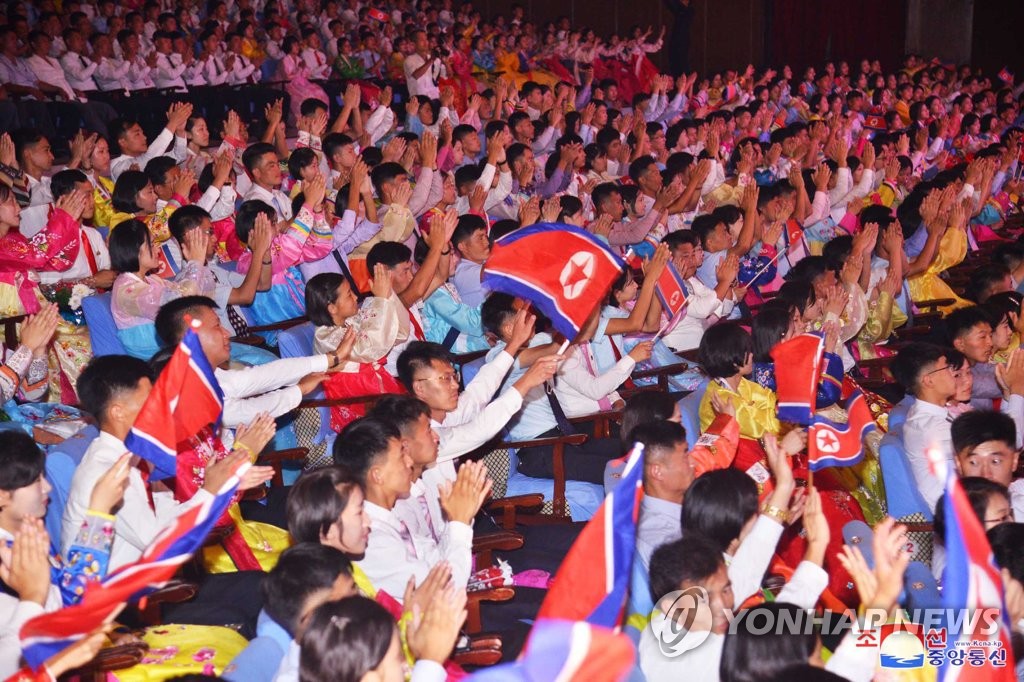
0, 0, 1024, 679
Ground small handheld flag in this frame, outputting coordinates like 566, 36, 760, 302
770, 332, 825, 425
654, 261, 688, 318
482, 223, 625, 341
807, 390, 877, 471
367, 7, 389, 22
124, 326, 224, 481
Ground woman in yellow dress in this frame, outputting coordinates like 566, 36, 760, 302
908, 197, 972, 313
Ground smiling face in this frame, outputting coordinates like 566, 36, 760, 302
0, 473, 52, 531
322, 485, 371, 556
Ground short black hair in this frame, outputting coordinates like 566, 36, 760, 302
287, 147, 319, 180
305, 273, 347, 327
366, 395, 431, 436
366, 241, 411, 272
946, 306, 994, 343
168, 204, 211, 244
691, 214, 723, 250
681, 468, 759, 552
750, 305, 792, 363
480, 292, 517, 337
154, 296, 219, 346
629, 420, 686, 462
332, 417, 401, 487
286, 466, 363, 545
649, 535, 725, 603
369, 162, 407, 197
988, 523, 1024, 583
590, 182, 621, 211
621, 392, 678, 446
323, 133, 355, 161
951, 409, 1017, 455
0, 432, 45, 492
111, 170, 150, 213
242, 142, 277, 174
235, 199, 275, 244
935, 477, 1009, 537
50, 168, 89, 201
890, 342, 950, 395
144, 155, 179, 186
108, 218, 151, 272
698, 322, 752, 378
396, 341, 452, 391
452, 214, 488, 250
77, 355, 154, 423
261, 543, 352, 636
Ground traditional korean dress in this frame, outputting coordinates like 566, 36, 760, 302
313, 293, 408, 432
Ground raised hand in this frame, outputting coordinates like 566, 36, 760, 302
88, 453, 131, 515
182, 225, 210, 264
304, 173, 327, 210
438, 460, 492, 525
174, 168, 196, 198
370, 262, 393, 300
402, 561, 453, 622
0, 518, 51, 605
468, 183, 487, 214
56, 189, 90, 222
407, 583, 467, 664
234, 412, 277, 459
19, 304, 59, 355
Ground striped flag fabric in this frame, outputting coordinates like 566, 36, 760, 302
482, 223, 625, 341
807, 390, 876, 471
124, 326, 224, 480
535, 443, 644, 628
770, 332, 825, 425
467, 619, 635, 682
654, 261, 688, 319
932, 449, 1016, 681
19, 464, 246, 670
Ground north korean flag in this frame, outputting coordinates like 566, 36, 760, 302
482, 223, 625, 341
654, 261, 688, 318
808, 390, 877, 471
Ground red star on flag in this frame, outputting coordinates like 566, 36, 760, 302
564, 259, 589, 290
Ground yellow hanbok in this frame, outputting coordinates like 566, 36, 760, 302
699, 378, 780, 438
114, 624, 248, 681
908, 226, 971, 313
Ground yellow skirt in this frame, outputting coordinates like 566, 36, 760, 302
201, 505, 291, 573
114, 624, 247, 681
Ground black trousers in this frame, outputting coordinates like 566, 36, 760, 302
516, 428, 622, 484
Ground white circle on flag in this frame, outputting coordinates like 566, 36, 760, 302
669, 291, 681, 308
559, 251, 596, 300
815, 429, 840, 454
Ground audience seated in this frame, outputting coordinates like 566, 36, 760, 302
1, 0, 1024, 676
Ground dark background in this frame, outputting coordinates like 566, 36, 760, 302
471, 0, 1022, 78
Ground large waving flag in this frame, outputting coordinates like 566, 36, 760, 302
467, 620, 635, 682
808, 390, 876, 471
124, 326, 224, 480
931, 449, 1016, 681
770, 332, 825, 425
482, 223, 625, 341
19, 463, 247, 670
654, 261, 688, 319
535, 444, 644, 627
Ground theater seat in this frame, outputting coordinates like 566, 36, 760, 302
82, 292, 128, 357
677, 376, 711, 451
277, 322, 337, 468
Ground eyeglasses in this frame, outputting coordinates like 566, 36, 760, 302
924, 364, 955, 378
414, 371, 460, 386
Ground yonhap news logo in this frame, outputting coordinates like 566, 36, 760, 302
650, 586, 715, 657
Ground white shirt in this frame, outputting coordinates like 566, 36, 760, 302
215, 354, 329, 428
272, 641, 445, 682
662, 277, 736, 352
25, 53, 77, 100
356, 500, 473, 601
153, 51, 187, 91
60, 50, 99, 91
432, 350, 523, 462
244, 183, 293, 222
902, 399, 954, 513
62, 430, 214, 570
94, 55, 133, 92
403, 52, 442, 99
111, 127, 186, 180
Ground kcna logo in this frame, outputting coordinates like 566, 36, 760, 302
651, 586, 714, 657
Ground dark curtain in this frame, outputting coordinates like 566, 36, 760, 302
769, 0, 907, 72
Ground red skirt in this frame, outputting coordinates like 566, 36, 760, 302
323, 362, 404, 432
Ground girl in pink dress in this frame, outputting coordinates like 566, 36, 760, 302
278, 35, 329, 124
